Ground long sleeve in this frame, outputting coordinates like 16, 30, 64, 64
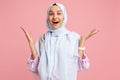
27, 55, 39, 73
27, 36, 42, 73
27, 34, 45, 74
77, 53, 90, 71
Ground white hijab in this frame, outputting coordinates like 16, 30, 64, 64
46, 2, 68, 37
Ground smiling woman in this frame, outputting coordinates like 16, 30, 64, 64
21, 2, 99, 80
48, 4, 64, 29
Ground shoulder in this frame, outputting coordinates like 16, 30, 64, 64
67, 31, 81, 40
35, 33, 45, 45
37, 31, 51, 42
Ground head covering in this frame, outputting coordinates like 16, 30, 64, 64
46, 2, 68, 37
47, 3, 67, 30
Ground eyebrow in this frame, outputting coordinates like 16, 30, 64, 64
49, 10, 62, 13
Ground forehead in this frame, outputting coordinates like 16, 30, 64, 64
49, 5, 62, 12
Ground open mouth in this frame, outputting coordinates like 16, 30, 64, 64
52, 21, 59, 24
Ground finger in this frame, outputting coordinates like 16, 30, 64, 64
93, 29, 99, 33
88, 29, 99, 38
20, 26, 30, 36
20, 26, 27, 34
91, 29, 99, 36
89, 29, 99, 35
90, 29, 96, 33
20, 26, 30, 39
86, 29, 96, 37
27, 32, 31, 39
20, 26, 25, 32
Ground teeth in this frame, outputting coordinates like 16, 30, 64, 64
53, 21, 58, 22
52, 21, 59, 24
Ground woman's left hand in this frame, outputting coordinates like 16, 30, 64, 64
79, 28, 99, 48
78, 28, 99, 58
82, 28, 99, 41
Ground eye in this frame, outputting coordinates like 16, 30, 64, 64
49, 12, 54, 16
57, 12, 62, 15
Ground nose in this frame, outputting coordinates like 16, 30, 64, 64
53, 14, 57, 19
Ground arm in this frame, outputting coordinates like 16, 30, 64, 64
78, 29, 99, 58
77, 37, 90, 71
78, 36, 86, 59
20, 27, 37, 59
78, 29, 99, 70
20, 27, 39, 73
27, 39, 42, 73
29, 41, 37, 59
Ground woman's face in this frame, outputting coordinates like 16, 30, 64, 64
48, 5, 64, 29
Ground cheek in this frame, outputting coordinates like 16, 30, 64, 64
60, 16, 64, 22
60, 15, 64, 21
48, 17, 52, 23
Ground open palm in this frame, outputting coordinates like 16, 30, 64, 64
82, 28, 99, 41
20, 26, 34, 42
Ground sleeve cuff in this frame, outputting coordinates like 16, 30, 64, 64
73, 53, 90, 71
27, 55, 39, 73
73, 53, 89, 61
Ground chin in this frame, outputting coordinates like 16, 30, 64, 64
52, 26, 60, 29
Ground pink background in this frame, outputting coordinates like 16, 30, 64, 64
0, 0, 120, 80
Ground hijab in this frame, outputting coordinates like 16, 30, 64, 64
46, 2, 69, 37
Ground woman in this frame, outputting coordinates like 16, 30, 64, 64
21, 2, 99, 80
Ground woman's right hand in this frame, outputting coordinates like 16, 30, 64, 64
20, 26, 37, 59
20, 26, 33, 42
